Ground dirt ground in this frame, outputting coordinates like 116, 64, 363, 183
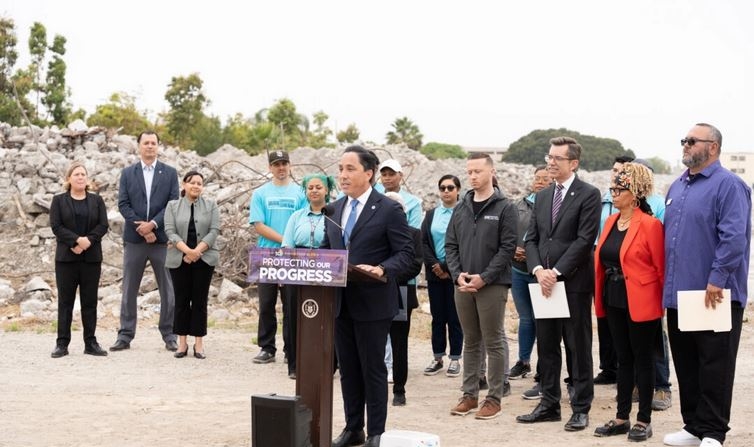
1, 304, 753, 447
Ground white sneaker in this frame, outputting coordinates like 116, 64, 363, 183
700, 438, 722, 447
663, 429, 701, 446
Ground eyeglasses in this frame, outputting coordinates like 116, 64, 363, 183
609, 187, 629, 196
544, 155, 573, 163
681, 137, 714, 147
439, 185, 456, 192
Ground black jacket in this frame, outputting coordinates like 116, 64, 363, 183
50, 191, 109, 263
445, 188, 517, 286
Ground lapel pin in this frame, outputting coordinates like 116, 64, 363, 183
371, 205, 376, 209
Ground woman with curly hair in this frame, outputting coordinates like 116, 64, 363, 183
593, 163, 664, 442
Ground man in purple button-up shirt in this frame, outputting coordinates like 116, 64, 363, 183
662, 123, 751, 447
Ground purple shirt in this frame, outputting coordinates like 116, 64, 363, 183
663, 160, 751, 308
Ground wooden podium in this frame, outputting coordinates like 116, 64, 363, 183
295, 264, 385, 447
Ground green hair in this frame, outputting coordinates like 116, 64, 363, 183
302, 173, 337, 203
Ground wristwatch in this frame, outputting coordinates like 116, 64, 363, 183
378, 264, 386, 276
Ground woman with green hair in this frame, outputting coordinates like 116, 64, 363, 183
281, 172, 337, 378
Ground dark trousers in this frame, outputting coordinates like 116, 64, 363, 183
667, 304, 743, 444
256, 283, 295, 357
286, 285, 301, 375
606, 306, 660, 424
390, 306, 413, 396
168, 259, 214, 337
596, 316, 617, 376
55, 261, 101, 346
536, 291, 594, 413
335, 314, 392, 437
427, 280, 463, 359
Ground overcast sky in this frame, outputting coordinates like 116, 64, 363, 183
3, 0, 753, 165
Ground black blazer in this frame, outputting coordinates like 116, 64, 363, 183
321, 189, 415, 321
524, 176, 601, 293
50, 191, 109, 263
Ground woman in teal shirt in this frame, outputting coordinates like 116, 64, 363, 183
281, 173, 336, 378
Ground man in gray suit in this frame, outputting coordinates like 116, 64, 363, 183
110, 131, 180, 352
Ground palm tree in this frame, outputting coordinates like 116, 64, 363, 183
386, 116, 423, 150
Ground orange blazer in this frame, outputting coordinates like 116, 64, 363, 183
594, 208, 664, 322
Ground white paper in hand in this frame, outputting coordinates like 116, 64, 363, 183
528, 281, 570, 319
677, 289, 732, 332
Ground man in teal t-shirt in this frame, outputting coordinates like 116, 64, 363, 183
249, 150, 306, 373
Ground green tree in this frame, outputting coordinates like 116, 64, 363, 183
644, 156, 672, 175
0, 17, 22, 125
309, 110, 334, 148
189, 114, 223, 156
27, 22, 46, 121
336, 123, 360, 144
222, 113, 254, 149
41, 34, 70, 125
163, 73, 208, 148
266, 98, 308, 149
386, 116, 423, 150
87, 92, 151, 135
503, 128, 634, 171
420, 142, 466, 160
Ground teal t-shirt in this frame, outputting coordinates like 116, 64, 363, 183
249, 182, 307, 248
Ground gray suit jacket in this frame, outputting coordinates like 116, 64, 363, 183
164, 196, 221, 268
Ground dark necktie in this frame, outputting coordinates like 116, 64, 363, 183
343, 199, 359, 246
552, 183, 564, 223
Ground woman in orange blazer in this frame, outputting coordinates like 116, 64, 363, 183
593, 163, 664, 442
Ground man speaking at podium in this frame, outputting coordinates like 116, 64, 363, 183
322, 145, 414, 447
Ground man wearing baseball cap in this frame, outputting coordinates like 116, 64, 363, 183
376, 159, 422, 228
249, 150, 306, 375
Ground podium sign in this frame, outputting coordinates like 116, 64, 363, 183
248, 247, 348, 287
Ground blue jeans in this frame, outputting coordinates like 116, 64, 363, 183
427, 279, 463, 359
655, 320, 671, 391
510, 267, 537, 362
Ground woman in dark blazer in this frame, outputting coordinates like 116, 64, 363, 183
50, 161, 109, 358
164, 171, 220, 359
593, 163, 664, 442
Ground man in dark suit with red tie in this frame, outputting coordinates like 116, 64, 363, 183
322, 145, 414, 447
517, 136, 601, 432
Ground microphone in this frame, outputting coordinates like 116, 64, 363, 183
322, 204, 351, 246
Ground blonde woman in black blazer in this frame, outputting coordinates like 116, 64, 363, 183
50, 161, 109, 358
164, 171, 220, 359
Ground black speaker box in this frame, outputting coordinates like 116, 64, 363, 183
251, 394, 312, 447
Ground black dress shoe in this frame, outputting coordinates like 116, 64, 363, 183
564, 412, 589, 431
594, 419, 630, 437
109, 340, 130, 351
593, 371, 617, 384
165, 340, 178, 352
193, 345, 206, 359
332, 428, 365, 447
364, 434, 381, 447
253, 350, 276, 364
516, 403, 562, 423
393, 393, 406, 406
51, 345, 69, 358
84, 342, 108, 356
174, 346, 189, 358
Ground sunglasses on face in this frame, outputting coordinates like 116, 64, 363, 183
439, 185, 456, 192
681, 137, 714, 147
609, 187, 629, 196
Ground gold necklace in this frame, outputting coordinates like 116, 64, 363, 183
617, 214, 632, 229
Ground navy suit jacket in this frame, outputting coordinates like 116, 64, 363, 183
118, 160, 179, 244
50, 191, 109, 263
322, 189, 415, 321
525, 176, 601, 293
